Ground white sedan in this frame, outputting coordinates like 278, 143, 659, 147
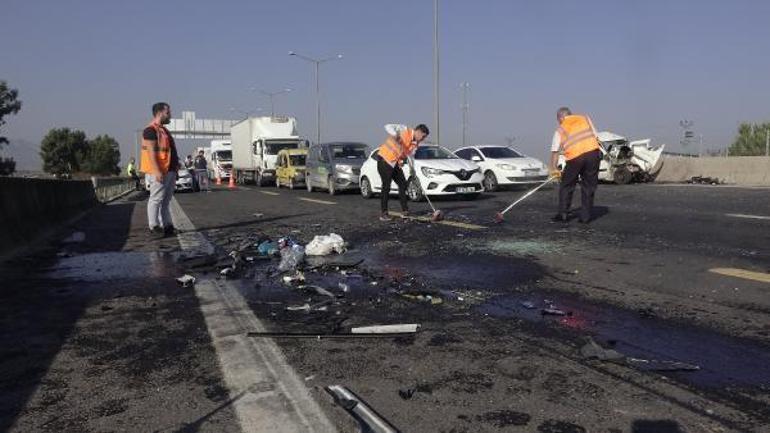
454, 145, 549, 191
359, 145, 484, 201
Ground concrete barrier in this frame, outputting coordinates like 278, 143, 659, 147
656, 156, 770, 186
91, 177, 137, 202
0, 178, 94, 254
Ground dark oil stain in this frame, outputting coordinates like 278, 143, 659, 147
476, 409, 531, 427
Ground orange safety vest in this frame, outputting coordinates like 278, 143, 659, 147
140, 122, 172, 174
378, 128, 416, 165
557, 114, 600, 161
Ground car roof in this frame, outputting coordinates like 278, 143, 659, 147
318, 141, 368, 147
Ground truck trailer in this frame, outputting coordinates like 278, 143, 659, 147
230, 116, 308, 185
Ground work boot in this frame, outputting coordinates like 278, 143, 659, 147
379, 212, 392, 222
550, 213, 568, 223
148, 226, 164, 239
163, 225, 179, 237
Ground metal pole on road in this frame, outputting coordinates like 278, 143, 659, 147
289, 51, 343, 144
766, 129, 769, 157
434, 0, 440, 146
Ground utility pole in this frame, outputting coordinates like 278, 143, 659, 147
289, 51, 343, 144
460, 82, 470, 147
766, 128, 769, 157
433, 0, 440, 146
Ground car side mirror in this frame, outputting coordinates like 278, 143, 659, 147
471, 155, 482, 162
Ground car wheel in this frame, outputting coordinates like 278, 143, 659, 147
483, 170, 498, 192
328, 176, 337, 195
408, 178, 424, 202
360, 176, 373, 199
613, 167, 632, 185
306, 174, 314, 192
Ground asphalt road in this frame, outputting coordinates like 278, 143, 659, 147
2, 181, 769, 433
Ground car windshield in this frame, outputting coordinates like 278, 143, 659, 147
265, 141, 299, 154
480, 147, 523, 158
216, 150, 232, 161
331, 144, 367, 159
414, 146, 458, 160
289, 155, 306, 166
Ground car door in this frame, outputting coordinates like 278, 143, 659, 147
317, 146, 330, 184
306, 146, 317, 186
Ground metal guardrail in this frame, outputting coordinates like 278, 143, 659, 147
90, 177, 137, 203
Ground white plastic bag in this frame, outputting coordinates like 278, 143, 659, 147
305, 233, 346, 256
278, 244, 305, 272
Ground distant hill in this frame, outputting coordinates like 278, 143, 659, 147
1, 138, 42, 171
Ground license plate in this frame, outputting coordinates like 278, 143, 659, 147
456, 186, 475, 193
523, 169, 539, 174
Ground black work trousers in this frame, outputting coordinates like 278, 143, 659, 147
558, 149, 601, 222
377, 159, 409, 213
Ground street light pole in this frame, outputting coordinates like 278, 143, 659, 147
460, 82, 469, 147
434, 0, 440, 146
254, 88, 292, 117
289, 51, 343, 144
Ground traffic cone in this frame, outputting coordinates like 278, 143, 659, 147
228, 173, 236, 189
216, 173, 222, 185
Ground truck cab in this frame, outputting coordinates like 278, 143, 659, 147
208, 140, 232, 180
230, 116, 308, 185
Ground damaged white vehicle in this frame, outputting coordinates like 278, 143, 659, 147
559, 131, 665, 184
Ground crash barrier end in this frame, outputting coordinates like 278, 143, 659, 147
91, 176, 138, 203
655, 156, 770, 186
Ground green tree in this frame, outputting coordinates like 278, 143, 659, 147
729, 122, 770, 156
0, 81, 22, 146
39, 128, 88, 176
82, 135, 121, 175
0, 81, 22, 176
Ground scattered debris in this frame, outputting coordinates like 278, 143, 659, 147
626, 358, 700, 372
176, 274, 196, 287
286, 303, 311, 312
520, 301, 537, 310
305, 285, 336, 298
257, 240, 279, 257
401, 292, 443, 305
688, 175, 721, 185
278, 244, 305, 272
338, 282, 350, 292
220, 267, 235, 278
62, 231, 86, 243
253, 212, 264, 218
305, 233, 347, 256
541, 300, 570, 316
282, 271, 305, 285
397, 388, 415, 400
476, 410, 531, 428
351, 324, 420, 334
325, 385, 400, 433
579, 337, 624, 361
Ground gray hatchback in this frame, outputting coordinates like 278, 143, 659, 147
305, 142, 369, 195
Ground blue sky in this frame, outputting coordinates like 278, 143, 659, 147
2, 0, 769, 169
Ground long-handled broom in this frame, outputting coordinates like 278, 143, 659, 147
494, 175, 558, 223
408, 160, 444, 222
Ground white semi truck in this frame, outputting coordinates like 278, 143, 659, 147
207, 139, 232, 180
230, 116, 308, 185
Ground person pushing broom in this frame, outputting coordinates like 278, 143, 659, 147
376, 123, 431, 221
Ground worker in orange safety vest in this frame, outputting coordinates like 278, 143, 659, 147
549, 107, 603, 224
141, 102, 180, 237
376, 123, 430, 221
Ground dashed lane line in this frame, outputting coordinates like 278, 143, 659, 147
170, 198, 336, 433
390, 211, 487, 230
726, 213, 770, 221
709, 267, 770, 284
298, 197, 337, 205
259, 191, 281, 196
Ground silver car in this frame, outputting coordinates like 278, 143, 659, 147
305, 142, 369, 195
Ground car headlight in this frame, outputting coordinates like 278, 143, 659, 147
421, 167, 445, 178
496, 163, 515, 171
336, 164, 353, 174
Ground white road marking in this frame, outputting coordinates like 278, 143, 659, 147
298, 197, 336, 205
260, 191, 280, 196
709, 267, 770, 284
170, 198, 336, 433
726, 213, 770, 221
